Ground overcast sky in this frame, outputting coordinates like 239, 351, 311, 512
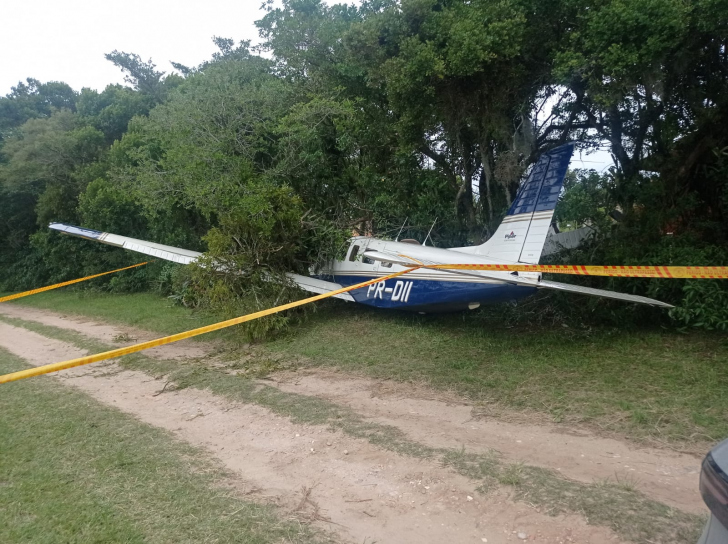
0, 0, 274, 95
0, 0, 612, 170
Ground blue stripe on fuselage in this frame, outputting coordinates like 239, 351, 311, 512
325, 274, 536, 311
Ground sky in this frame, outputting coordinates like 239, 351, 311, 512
0, 0, 612, 170
0, 0, 271, 95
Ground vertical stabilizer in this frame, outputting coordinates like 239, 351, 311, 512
459, 143, 574, 263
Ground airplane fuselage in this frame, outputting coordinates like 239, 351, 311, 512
47, 144, 673, 311
319, 237, 540, 312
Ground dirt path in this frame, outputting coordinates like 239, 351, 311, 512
0, 304, 704, 514
271, 370, 704, 514
0, 304, 212, 360
0, 320, 621, 544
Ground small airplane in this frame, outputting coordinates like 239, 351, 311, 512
49, 143, 673, 312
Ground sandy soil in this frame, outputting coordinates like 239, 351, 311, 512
0, 304, 211, 360
0, 304, 704, 514
270, 370, 704, 514
0, 320, 621, 544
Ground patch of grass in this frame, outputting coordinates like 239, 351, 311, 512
5, 290, 224, 336
0, 347, 329, 544
112, 332, 137, 342
0, 315, 706, 544
0, 314, 434, 460
442, 448, 704, 544
8, 290, 728, 447
268, 304, 728, 447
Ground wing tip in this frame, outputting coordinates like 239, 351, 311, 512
537, 279, 674, 308
48, 222, 104, 240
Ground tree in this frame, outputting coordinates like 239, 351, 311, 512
104, 50, 183, 103
553, 0, 728, 239
259, 0, 579, 241
76, 84, 155, 144
0, 79, 77, 145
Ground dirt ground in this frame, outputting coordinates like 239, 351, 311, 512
0, 304, 707, 543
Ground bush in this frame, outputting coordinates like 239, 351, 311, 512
169, 181, 349, 341
539, 233, 728, 331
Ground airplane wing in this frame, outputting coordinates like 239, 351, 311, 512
49, 223, 202, 264
48, 223, 354, 302
533, 279, 673, 307
442, 267, 674, 308
361, 248, 673, 308
286, 273, 354, 301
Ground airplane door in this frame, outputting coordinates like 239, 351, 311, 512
342, 238, 378, 276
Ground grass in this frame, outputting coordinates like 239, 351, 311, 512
0, 347, 329, 544
269, 304, 728, 446
0, 314, 706, 544
5, 288, 728, 447
7, 290, 220, 335
442, 449, 703, 544
3, 289, 250, 344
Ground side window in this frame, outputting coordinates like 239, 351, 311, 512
348, 244, 360, 262
362, 256, 375, 265
381, 262, 392, 268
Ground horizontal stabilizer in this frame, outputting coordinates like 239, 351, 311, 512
429, 266, 673, 308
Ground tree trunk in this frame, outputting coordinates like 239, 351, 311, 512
480, 146, 495, 222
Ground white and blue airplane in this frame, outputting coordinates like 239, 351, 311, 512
49, 144, 672, 311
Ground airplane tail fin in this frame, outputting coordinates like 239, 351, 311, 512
464, 143, 574, 264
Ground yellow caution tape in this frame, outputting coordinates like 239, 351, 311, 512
423, 263, 728, 279
3, 256, 726, 384
0, 262, 150, 304
0, 266, 421, 385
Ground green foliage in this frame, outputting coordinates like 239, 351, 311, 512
2, 2, 728, 333
114, 56, 290, 215
179, 181, 347, 340
0, 79, 77, 144
546, 163, 728, 330
0, 110, 104, 195
555, 169, 614, 231
0, 108, 106, 290
76, 85, 155, 143
541, 225, 728, 331
638, 239, 728, 331
78, 178, 144, 234
671, 280, 728, 331
103, 50, 183, 102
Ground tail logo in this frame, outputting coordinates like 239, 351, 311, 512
505, 231, 517, 240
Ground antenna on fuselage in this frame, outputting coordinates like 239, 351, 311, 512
423, 217, 438, 246
395, 217, 408, 242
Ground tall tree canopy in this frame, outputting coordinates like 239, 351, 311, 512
1, 0, 727, 329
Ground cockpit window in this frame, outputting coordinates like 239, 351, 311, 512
362, 256, 375, 265
348, 244, 360, 262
